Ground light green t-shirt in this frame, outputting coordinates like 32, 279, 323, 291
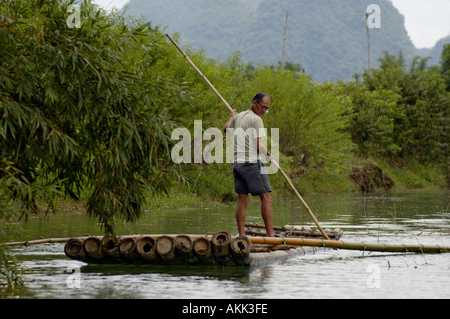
228, 110, 266, 163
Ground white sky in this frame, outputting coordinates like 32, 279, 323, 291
91, 0, 450, 48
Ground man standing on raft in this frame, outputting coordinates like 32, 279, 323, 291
224, 93, 275, 238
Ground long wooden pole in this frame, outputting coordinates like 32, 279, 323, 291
4, 235, 450, 254
165, 33, 330, 240
366, 13, 371, 76
250, 237, 450, 254
281, 12, 288, 71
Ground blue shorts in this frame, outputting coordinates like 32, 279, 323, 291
233, 160, 272, 196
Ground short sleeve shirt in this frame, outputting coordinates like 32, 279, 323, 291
228, 110, 266, 163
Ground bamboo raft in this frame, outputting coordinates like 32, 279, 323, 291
63, 224, 344, 267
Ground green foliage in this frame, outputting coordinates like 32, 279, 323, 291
343, 68, 450, 163
378, 50, 406, 71
0, 0, 188, 235
242, 67, 354, 175
0, 246, 23, 292
378, 49, 434, 73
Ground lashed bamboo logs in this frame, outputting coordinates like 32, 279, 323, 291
17, 228, 450, 267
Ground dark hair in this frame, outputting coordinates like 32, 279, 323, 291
252, 92, 269, 103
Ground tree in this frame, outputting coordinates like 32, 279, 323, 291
0, 0, 188, 235
409, 56, 432, 73
344, 68, 450, 163
378, 50, 406, 71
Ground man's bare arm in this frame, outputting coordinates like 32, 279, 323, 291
224, 109, 238, 133
255, 137, 275, 163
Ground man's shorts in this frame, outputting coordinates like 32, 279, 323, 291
233, 160, 272, 196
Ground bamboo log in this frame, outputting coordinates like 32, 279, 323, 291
211, 231, 235, 266
102, 236, 120, 258
249, 237, 450, 254
64, 238, 86, 261
193, 237, 215, 265
156, 236, 184, 265
175, 235, 200, 265
211, 231, 231, 256
230, 236, 251, 266
119, 237, 140, 261
136, 236, 162, 263
83, 237, 104, 259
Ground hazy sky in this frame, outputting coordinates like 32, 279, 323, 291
91, 0, 450, 49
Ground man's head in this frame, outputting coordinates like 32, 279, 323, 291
251, 93, 270, 116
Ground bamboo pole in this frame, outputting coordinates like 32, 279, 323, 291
366, 13, 371, 76
165, 33, 330, 240
249, 237, 450, 254
281, 12, 288, 71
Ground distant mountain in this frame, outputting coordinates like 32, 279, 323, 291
123, 0, 204, 35
182, 0, 255, 60
230, 0, 417, 82
428, 35, 450, 66
123, 0, 429, 82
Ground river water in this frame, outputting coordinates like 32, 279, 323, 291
1, 190, 450, 300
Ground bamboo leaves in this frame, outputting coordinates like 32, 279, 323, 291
0, 0, 186, 235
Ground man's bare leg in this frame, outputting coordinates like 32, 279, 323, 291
260, 192, 274, 237
236, 194, 248, 236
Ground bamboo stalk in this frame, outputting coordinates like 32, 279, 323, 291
249, 237, 450, 254
165, 33, 330, 240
